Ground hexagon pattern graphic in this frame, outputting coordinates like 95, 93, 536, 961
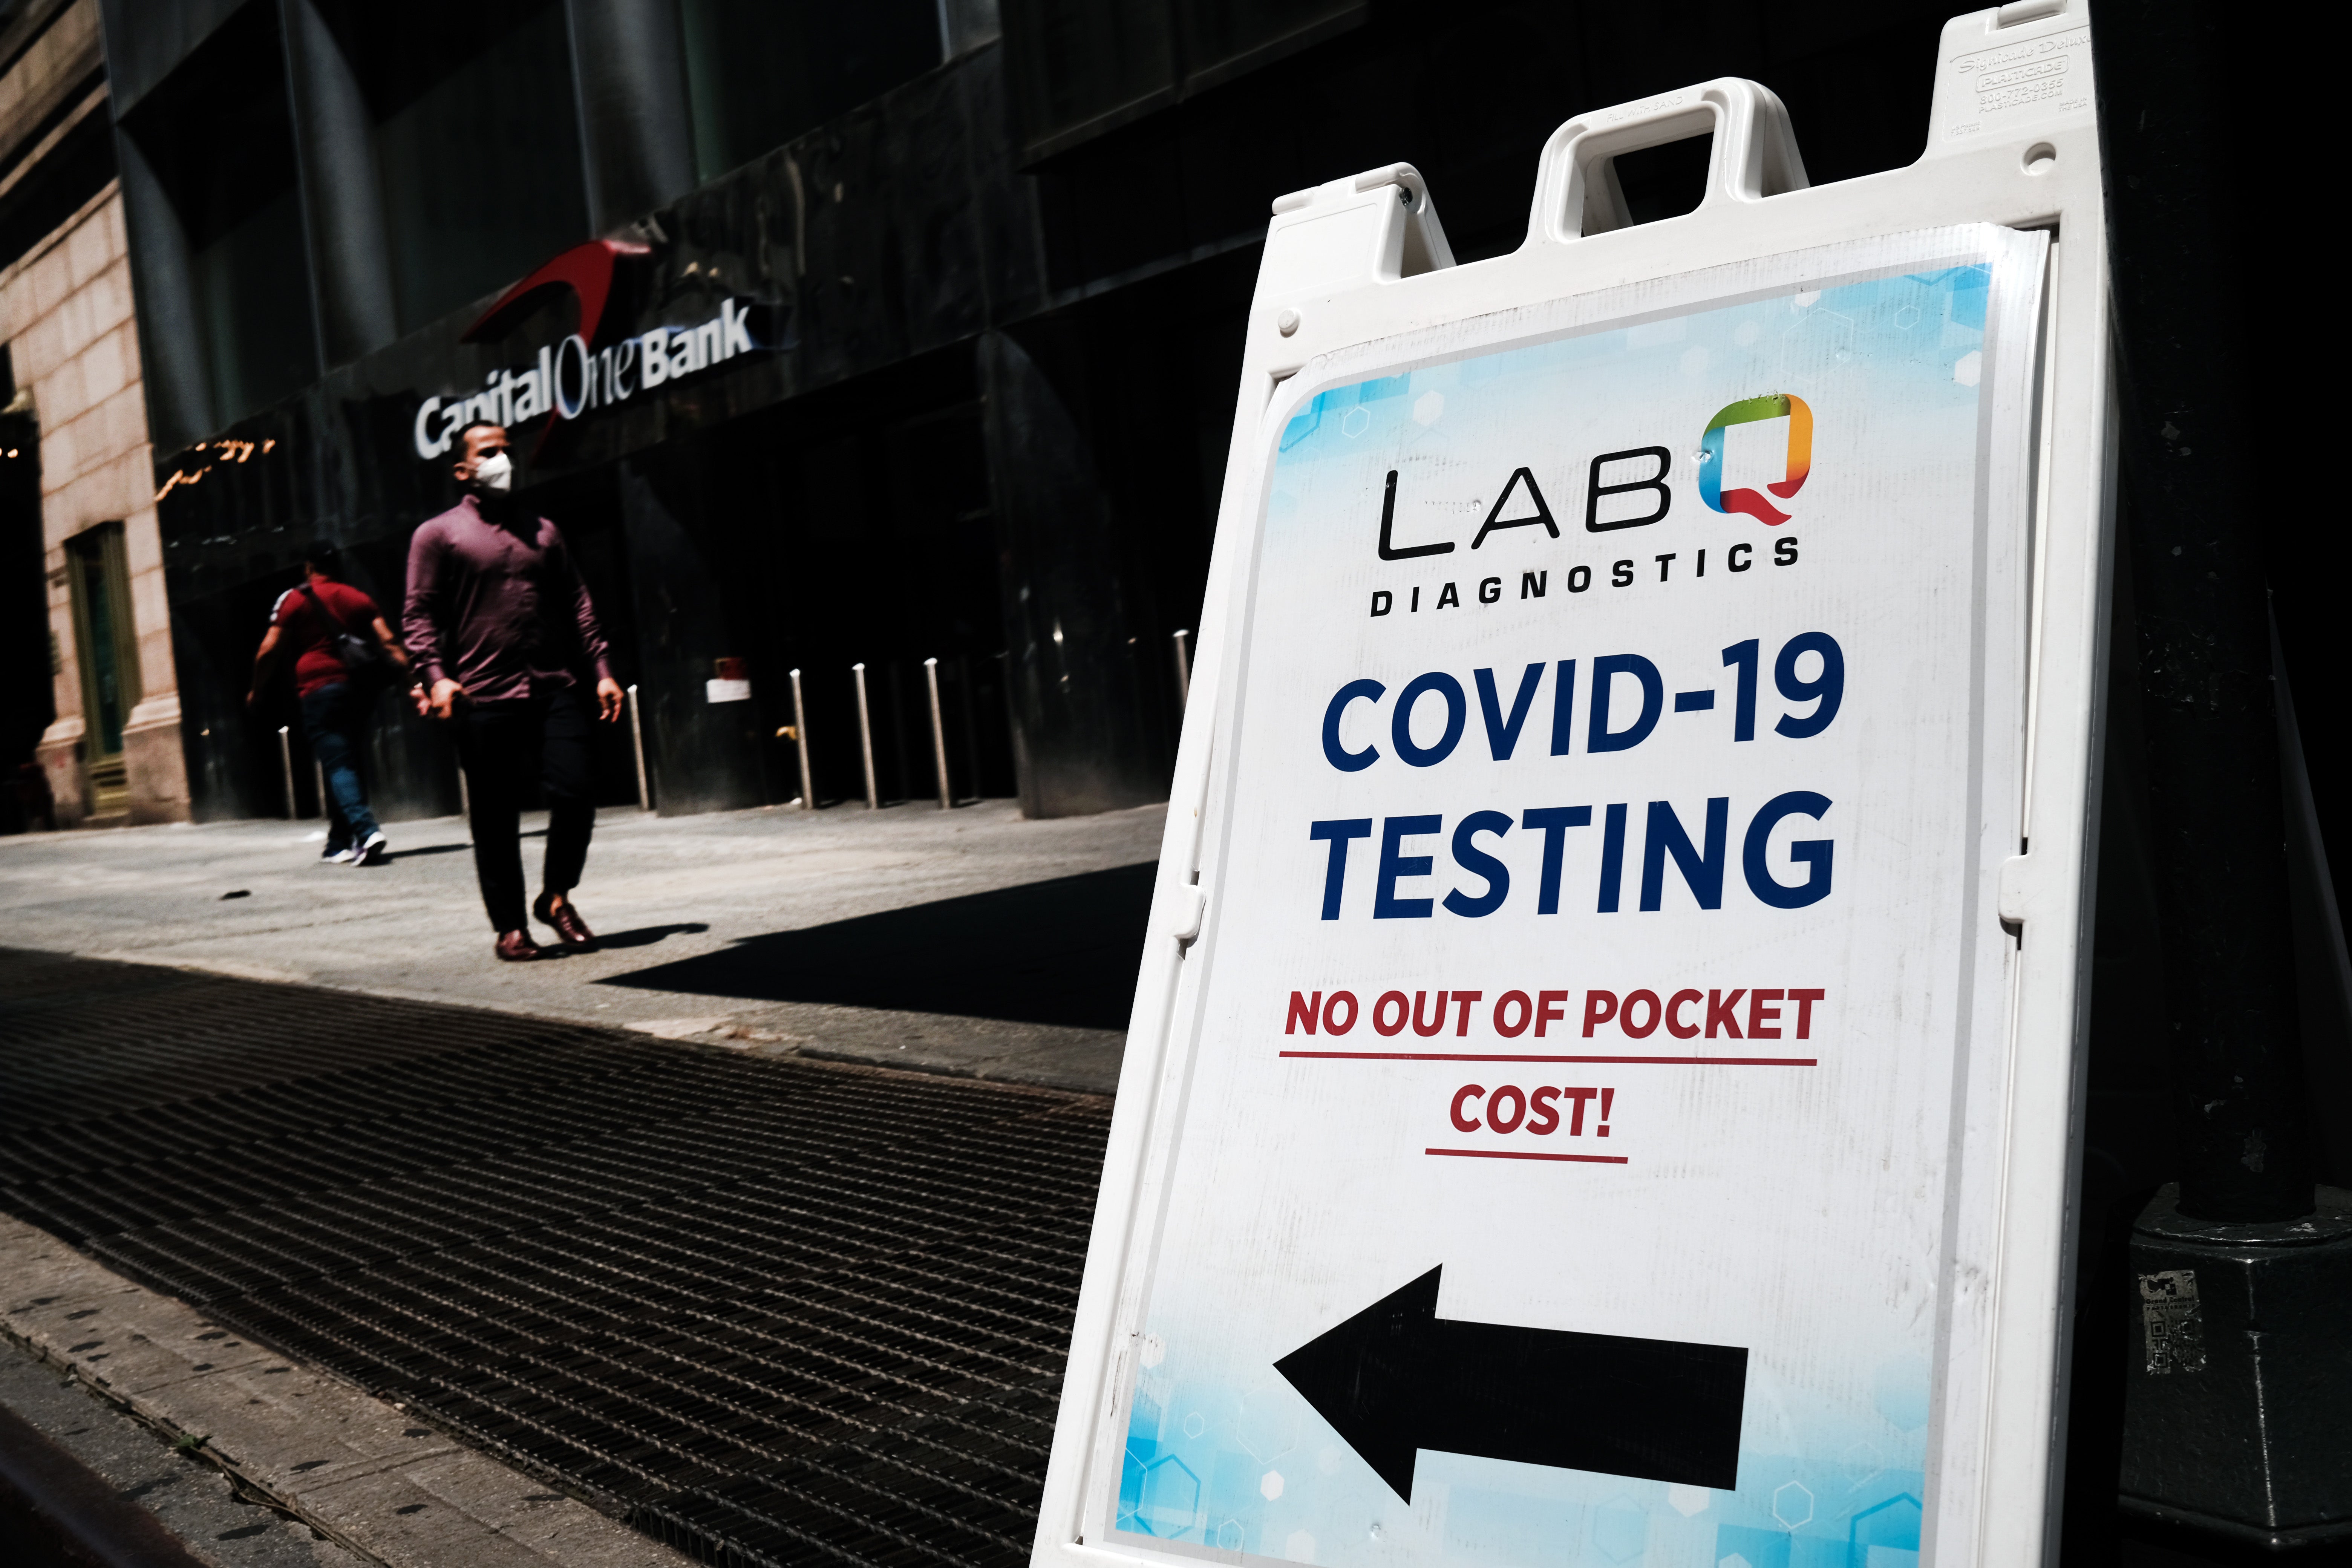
1236, 1390, 1300, 1462
1668, 1484, 1711, 1517
1780, 307, 1858, 386
1850, 1492, 1925, 1557
1772, 1480, 1816, 1531
1137, 1455, 1200, 1537
1591, 1501, 1647, 1563
1872, 1357, 1931, 1431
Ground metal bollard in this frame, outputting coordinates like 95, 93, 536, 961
456, 760, 470, 825
885, 663, 912, 805
789, 668, 815, 808
1172, 628, 1192, 705
997, 648, 1021, 776
314, 757, 328, 822
626, 683, 651, 812
924, 658, 952, 809
852, 662, 880, 809
956, 653, 983, 803
278, 727, 297, 819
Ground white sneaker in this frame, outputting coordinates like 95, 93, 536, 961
322, 844, 358, 865
356, 831, 390, 866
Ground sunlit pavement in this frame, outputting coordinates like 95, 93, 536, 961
0, 799, 1166, 1094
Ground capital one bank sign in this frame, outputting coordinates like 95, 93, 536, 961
411, 239, 760, 459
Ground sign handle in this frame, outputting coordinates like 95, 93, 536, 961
1529, 77, 1809, 247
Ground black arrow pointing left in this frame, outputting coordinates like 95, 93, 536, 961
1274, 1266, 1747, 1503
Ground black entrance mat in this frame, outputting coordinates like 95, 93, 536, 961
0, 947, 1112, 1568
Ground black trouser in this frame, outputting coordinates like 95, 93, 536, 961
456, 684, 596, 933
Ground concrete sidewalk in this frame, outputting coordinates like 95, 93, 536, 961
0, 800, 1165, 1095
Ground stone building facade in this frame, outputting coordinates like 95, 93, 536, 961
0, 0, 187, 825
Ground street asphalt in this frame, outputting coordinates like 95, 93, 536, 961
0, 799, 1167, 1095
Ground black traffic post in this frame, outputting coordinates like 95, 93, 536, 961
2096, 2, 2311, 1228
2093, 3, 2352, 1554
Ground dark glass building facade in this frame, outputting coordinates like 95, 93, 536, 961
108, 0, 1996, 826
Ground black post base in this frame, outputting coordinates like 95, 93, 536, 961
2119, 1184, 2352, 1551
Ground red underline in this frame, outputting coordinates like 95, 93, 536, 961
1425, 1147, 1631, 1164
1279, 1051, 1817, 1066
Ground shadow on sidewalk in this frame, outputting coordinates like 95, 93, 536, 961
598, 862, 1157, 1029
593, 922, 709, 949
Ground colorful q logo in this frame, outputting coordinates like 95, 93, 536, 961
1699, 393, 1812, 526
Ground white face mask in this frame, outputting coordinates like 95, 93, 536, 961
472, 450, 513, 493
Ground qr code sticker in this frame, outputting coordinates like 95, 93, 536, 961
2138, 1269, 2206, 1374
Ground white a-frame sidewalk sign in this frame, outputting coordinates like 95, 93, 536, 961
1039, 4, 2110, 1565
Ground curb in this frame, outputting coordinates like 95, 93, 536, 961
0, 1216, 693, 1568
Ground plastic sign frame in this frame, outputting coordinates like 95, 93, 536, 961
1037, 6, 2108, 1567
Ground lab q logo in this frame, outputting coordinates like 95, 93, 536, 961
1699, 393, 1812, 526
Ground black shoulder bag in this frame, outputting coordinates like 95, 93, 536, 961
301, 585, 394, 692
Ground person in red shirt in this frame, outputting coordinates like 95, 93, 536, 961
247, 542, 414, 864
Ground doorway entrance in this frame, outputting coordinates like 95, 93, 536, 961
65, 521, 138, 816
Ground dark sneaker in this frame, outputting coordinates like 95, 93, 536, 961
322, 843, 358, 865
356, 831, 390, 866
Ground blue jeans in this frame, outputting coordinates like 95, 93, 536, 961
300, 681, 381, 848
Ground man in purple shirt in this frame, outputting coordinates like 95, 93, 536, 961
405, 422, 625, 961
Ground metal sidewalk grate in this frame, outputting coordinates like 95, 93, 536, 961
0, 948, 1113, 1568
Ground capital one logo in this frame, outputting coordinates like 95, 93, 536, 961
1698, 393, 1812, 526
412, 238, 758, 459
